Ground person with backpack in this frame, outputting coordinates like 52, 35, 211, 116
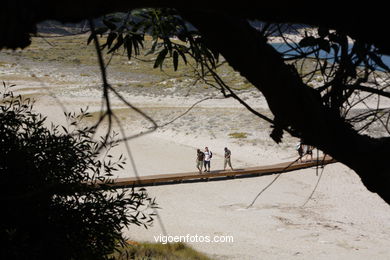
296, 141, 305, 163
204, 147, 212, 172
224, 147, 234, 171
196, 149, 205, 174
305, 145, 314, 161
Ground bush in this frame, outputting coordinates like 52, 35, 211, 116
115, 242, 212, 260
0, 84, 156, 260
228, 132, 248, 139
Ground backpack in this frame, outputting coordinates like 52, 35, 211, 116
209, 151, 213, 158
198, 151, 205, 161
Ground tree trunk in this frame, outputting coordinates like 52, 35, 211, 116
183, 11, 390, 204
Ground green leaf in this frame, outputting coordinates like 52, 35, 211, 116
153, 48, 168, 69
173, 51, 179, 71
61, 125, 68, 134
108, 17, 122, 23
321, 59, 328, 75
87, 28, 107, 45
132, 36, 142, 55
165, 39, 173, 55
95, 27, 109, 35
177, 48, 187, 65
105, 32, 117, 49
103, 19, 117, 30
87, 33, 95, 45
125, 35, 132, 59
146, 40, 158, 56
107, 34, 124, 54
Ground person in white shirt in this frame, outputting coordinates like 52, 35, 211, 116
203, 147, 212, 172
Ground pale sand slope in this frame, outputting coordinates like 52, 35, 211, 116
1, 65, 390, 259
125, 163, 390, 260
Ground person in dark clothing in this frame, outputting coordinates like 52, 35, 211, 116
224, 147, 234, 171
297, 141, 305, 162
196, 149, 205, 173
305, 145, 314, 161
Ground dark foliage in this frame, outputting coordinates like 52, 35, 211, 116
91, 9, 389, 140
0, 84, 157, 260
88, 9, 218, 74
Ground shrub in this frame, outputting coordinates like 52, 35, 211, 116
228, 132, 248, 139
115, 242, 212, 260
0, 83, 157, 260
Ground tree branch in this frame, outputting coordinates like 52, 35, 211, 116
346, 85, 390, 99
183, 10, 390, 203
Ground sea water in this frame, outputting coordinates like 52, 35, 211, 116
271, 43, 390, 71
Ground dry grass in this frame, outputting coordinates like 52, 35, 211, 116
1, 33, 257, 91
115, 242, 212, 260
228, 132, 248, 139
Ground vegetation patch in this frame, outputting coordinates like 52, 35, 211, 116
0, 87, 157, 259
1, 34, 259, 93
0, 61, 9, 67
115, 242, 212, 260
229, 132, 248, 139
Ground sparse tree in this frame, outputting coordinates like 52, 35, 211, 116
0, 84, 156, 260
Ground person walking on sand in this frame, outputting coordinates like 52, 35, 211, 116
204, 147, 212, 172
296, 141, 305, 163
224, 147, 234, 171
305, 145, 314, 161
196, 149, 205, 174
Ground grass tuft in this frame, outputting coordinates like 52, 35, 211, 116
115, 242, 212, 260
229, 132, 248, 139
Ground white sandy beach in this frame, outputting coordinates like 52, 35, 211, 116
1, 44, 390, 259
